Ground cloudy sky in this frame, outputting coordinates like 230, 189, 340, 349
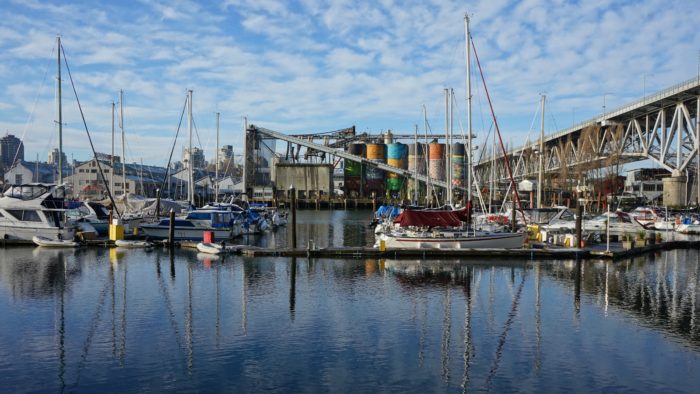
0, 0, 698, 166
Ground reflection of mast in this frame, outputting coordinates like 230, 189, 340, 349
56, 252, 66, 393
418, 298, 428, 367
604, 261, 609, 315
289, 258, 297, 320
535, 263, 542, 372
574, 260, 581, 317
242, 263, 248, 335
441, 287, 451, 383
119, 261, 127, 363
485, 273, 526, 392
111, 260, 116, 357
216, 261, 221, 347
460, 266, 473, 394
186, 264, 193, 372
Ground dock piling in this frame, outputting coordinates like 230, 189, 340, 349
576, 205, 583, 248
168, 209, 175, 248
291, 187, 297, 249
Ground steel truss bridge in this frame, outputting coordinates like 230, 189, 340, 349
474, 78, 700, 192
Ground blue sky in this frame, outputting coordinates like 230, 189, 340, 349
0, 0, 698, 167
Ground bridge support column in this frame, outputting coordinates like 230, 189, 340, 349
663, 173, 687, 207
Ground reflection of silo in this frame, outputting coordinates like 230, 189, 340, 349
386, 143, 407, 191
365, 143, 386, 196
344, 143, 365, 197
451, 143, 465, 187
428, 143, 445, 181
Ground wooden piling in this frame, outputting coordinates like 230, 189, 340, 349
168, 209, 175, 248
576, 204, 583, 249
291, 187, 297, 249
154, 188, 161, 218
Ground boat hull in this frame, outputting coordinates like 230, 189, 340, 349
376, 232, 526, 249
139, 225, 232, 240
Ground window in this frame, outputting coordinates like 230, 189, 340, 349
91, 169, 97, 173
5, 210, 42, 222
15, 174, 22, 184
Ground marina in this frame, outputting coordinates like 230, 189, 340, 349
0, 210, 698, 392
1, 1, 700, 392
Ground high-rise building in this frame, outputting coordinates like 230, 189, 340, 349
47, 148, 68, 166
218, 145, 233, 164
183, 147, 205, 169
0, 134, 24, 167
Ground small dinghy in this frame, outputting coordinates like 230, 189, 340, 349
33, 236, 79, 248
115, 240, 152, 248
196, 242, 223, 254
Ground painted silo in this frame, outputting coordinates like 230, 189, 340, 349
365, 143, 386, 196
428, 143, 446, 181
344, 143, 365, 197
386, 143, 407, 191
451, 143, 465, 187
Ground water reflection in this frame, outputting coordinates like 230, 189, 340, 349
0, 247, 698, 392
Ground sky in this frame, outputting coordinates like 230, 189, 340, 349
0, 0, 698, 167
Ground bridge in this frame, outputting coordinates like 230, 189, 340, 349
473, 77, 700, 203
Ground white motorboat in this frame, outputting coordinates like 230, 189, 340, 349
140, 209, 237, 240
0, 184, 75, 242
66, 201, 110, 235
196, 242, 223, 254
33, 235, 79, 247
583, 211, 647, 235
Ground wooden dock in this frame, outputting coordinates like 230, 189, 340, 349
4, 236, 699, 262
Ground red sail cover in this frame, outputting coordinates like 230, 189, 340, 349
393, 206, 470, 228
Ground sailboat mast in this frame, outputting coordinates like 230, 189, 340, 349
120, 89, 126, 197
187, 90, 194, 206
215, 112, 220, 203
445, 88, 451, 206
57, 36, 63, 184
423, 105, 430, 206
537, 95, 545, 208
413, 124, 418, 205
111, 101, 115, 195
464, 14, 472, 206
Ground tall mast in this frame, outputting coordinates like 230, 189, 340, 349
464, 14, 472, 206
423, 105, 430, 206
188, 90, 194, 206
120, 89, 126, 197
215, 112, 220, 203
111, 101, 115, 196
413, 124, 418, 205
445, 88, 451, 206
140, 158, 144, 195
450, 88, 454, 205
537, 95, 545, 208
57, 36, 63, 184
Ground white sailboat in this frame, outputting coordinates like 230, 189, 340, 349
375, 14, 526, 250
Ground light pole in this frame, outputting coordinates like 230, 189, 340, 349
643, 73, 653, 99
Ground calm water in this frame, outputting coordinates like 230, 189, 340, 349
0, 210, 698, 393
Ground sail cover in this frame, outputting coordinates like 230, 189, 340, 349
393, 206, 470, 228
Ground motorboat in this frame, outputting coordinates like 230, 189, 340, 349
374, 207, 525, 249
203, 202, 270, 234
518, 206, 577, 231
66, 201, 111, 235
583, 211, 647, 236
140, 209, 238, 240
0, 183, 75, 242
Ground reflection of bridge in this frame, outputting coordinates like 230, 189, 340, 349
474, 78, 700, 201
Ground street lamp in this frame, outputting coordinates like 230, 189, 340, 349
643, 73, 654, 99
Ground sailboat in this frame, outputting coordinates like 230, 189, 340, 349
375, 14, 526, 250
